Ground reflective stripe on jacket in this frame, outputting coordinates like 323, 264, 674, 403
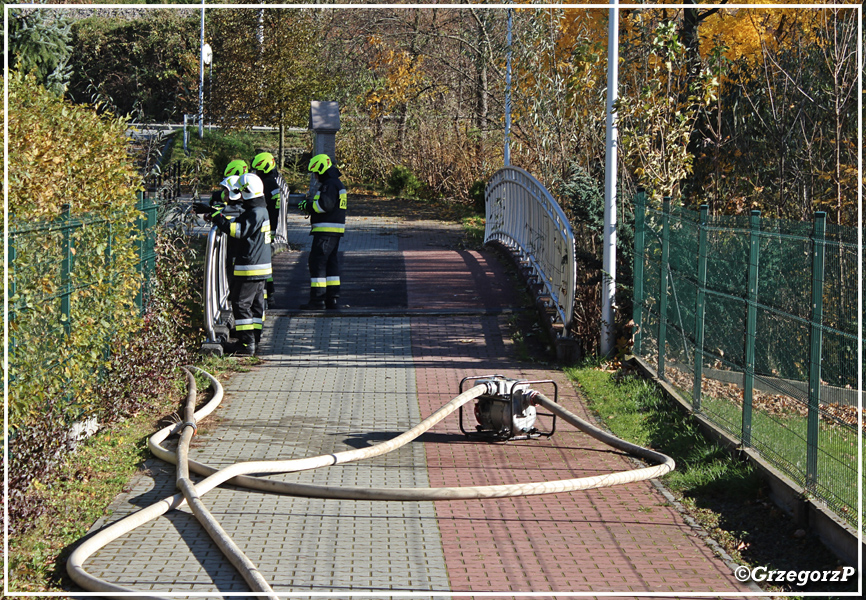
213, 196, 272, 280
260, 171, 281, 210
310, 165, 347, 237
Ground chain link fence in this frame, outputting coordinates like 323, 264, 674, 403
632, 192, 860, 525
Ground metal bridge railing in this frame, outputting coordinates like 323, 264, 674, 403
484, 167, 576, 334
274, 172, 293, 247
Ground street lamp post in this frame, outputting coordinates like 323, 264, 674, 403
601, 0, 620, 357
201, 42, 212, 136
198, 0, 206, 138
504, 6, 512, 167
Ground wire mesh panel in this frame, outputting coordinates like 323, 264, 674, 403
8, 196, 160, 430
632, 197, 860, 526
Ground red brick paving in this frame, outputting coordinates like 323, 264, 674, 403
403, 248, 522, 310
405, 245, 751, 595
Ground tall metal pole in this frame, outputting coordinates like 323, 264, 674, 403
601, 0, 619, 356
504, 7, 512, 167
198, 0, 205, 139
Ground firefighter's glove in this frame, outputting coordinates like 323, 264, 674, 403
192, 202, 213, 215
297, 199, 309, 213
207, 206, 226, 224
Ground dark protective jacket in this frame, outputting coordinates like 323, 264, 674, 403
212, 195, 272, 280
210, 189, 226, 208
307, 165, 347, 236
258, 170, 281, 229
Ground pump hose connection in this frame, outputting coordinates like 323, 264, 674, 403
67, 367, 675, 599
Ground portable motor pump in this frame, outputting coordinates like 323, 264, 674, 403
458, 375, 558, 441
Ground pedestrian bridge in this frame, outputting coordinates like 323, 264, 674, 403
201, 166, 578, 358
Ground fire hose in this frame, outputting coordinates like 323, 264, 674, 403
67, 366, 675, 599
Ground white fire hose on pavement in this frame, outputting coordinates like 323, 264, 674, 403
67, 366, 675, 599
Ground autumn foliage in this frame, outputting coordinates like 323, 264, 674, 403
6, 72, 200, 532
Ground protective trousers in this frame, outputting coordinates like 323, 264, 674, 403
308, 234, 340, 306
231, 279, 265, 348
266, 202, 279, 301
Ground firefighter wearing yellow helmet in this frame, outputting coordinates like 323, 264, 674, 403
297, 153, 347, 310
252, 151, 284, 302
224, 159, 249, 177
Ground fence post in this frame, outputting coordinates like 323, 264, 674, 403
104, 222, 114, 365
692, 205, 709, 411
632, 190, 647, 356
9, 235, 16, 350
140, 193, 159, 311
742, 209, 761, 447
658, 197, 671, 378
806, 211, 826, 490
60, 204, 73, 336
136, 193, 146, 312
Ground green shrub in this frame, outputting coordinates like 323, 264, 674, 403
165, 128, 306, 191
468, 179, 487, 214
6, 72, 201, 534
555, 163, 605, 235
95, 228, 200, 423
68, 10, 199, 121
7, 70, 143, 429
386, 164, 423, 197
552, 163, 637, 352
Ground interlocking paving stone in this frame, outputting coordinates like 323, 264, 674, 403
78, 207, 751, 598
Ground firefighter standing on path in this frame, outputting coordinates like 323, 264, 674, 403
252, 152, 281, 302
297, 153, 346, 310
209, 172, 272, 355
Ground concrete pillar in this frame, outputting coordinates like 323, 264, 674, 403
308, 101, 340, 195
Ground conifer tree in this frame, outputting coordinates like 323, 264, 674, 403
8, 8, 73, 96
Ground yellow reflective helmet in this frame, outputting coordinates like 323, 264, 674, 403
224, 159, 249, 177
252, 152, 276, 174
308, 153, 332, 175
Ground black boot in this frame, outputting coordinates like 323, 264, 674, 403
266, 279, 276, 303
299, 299, 326, 310
233, 341, 256, 356
224, 336, 256, 356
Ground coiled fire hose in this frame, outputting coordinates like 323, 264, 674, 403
67, 367, 675, 599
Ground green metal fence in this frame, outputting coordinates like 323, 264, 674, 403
632, 192, 860, 525
8, 193, 160, 425
10, 192, 158, 316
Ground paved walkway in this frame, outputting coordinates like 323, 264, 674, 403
80, 206, 753, 598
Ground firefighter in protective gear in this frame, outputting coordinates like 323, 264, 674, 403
210, 172, 272, 355
224, 159, 249, 177
210, 175, 243, 288
219, 175, 242, 203
252, 151, 281, 301
210, 173, 243, 209
297, 153, 346, 310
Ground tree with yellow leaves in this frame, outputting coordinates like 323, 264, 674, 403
208, 5, 334, 166
616, 19, 719, 203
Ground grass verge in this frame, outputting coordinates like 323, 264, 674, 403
565, 360, 857, 596
460, 215, 486, 249
5, 354, 260, 593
